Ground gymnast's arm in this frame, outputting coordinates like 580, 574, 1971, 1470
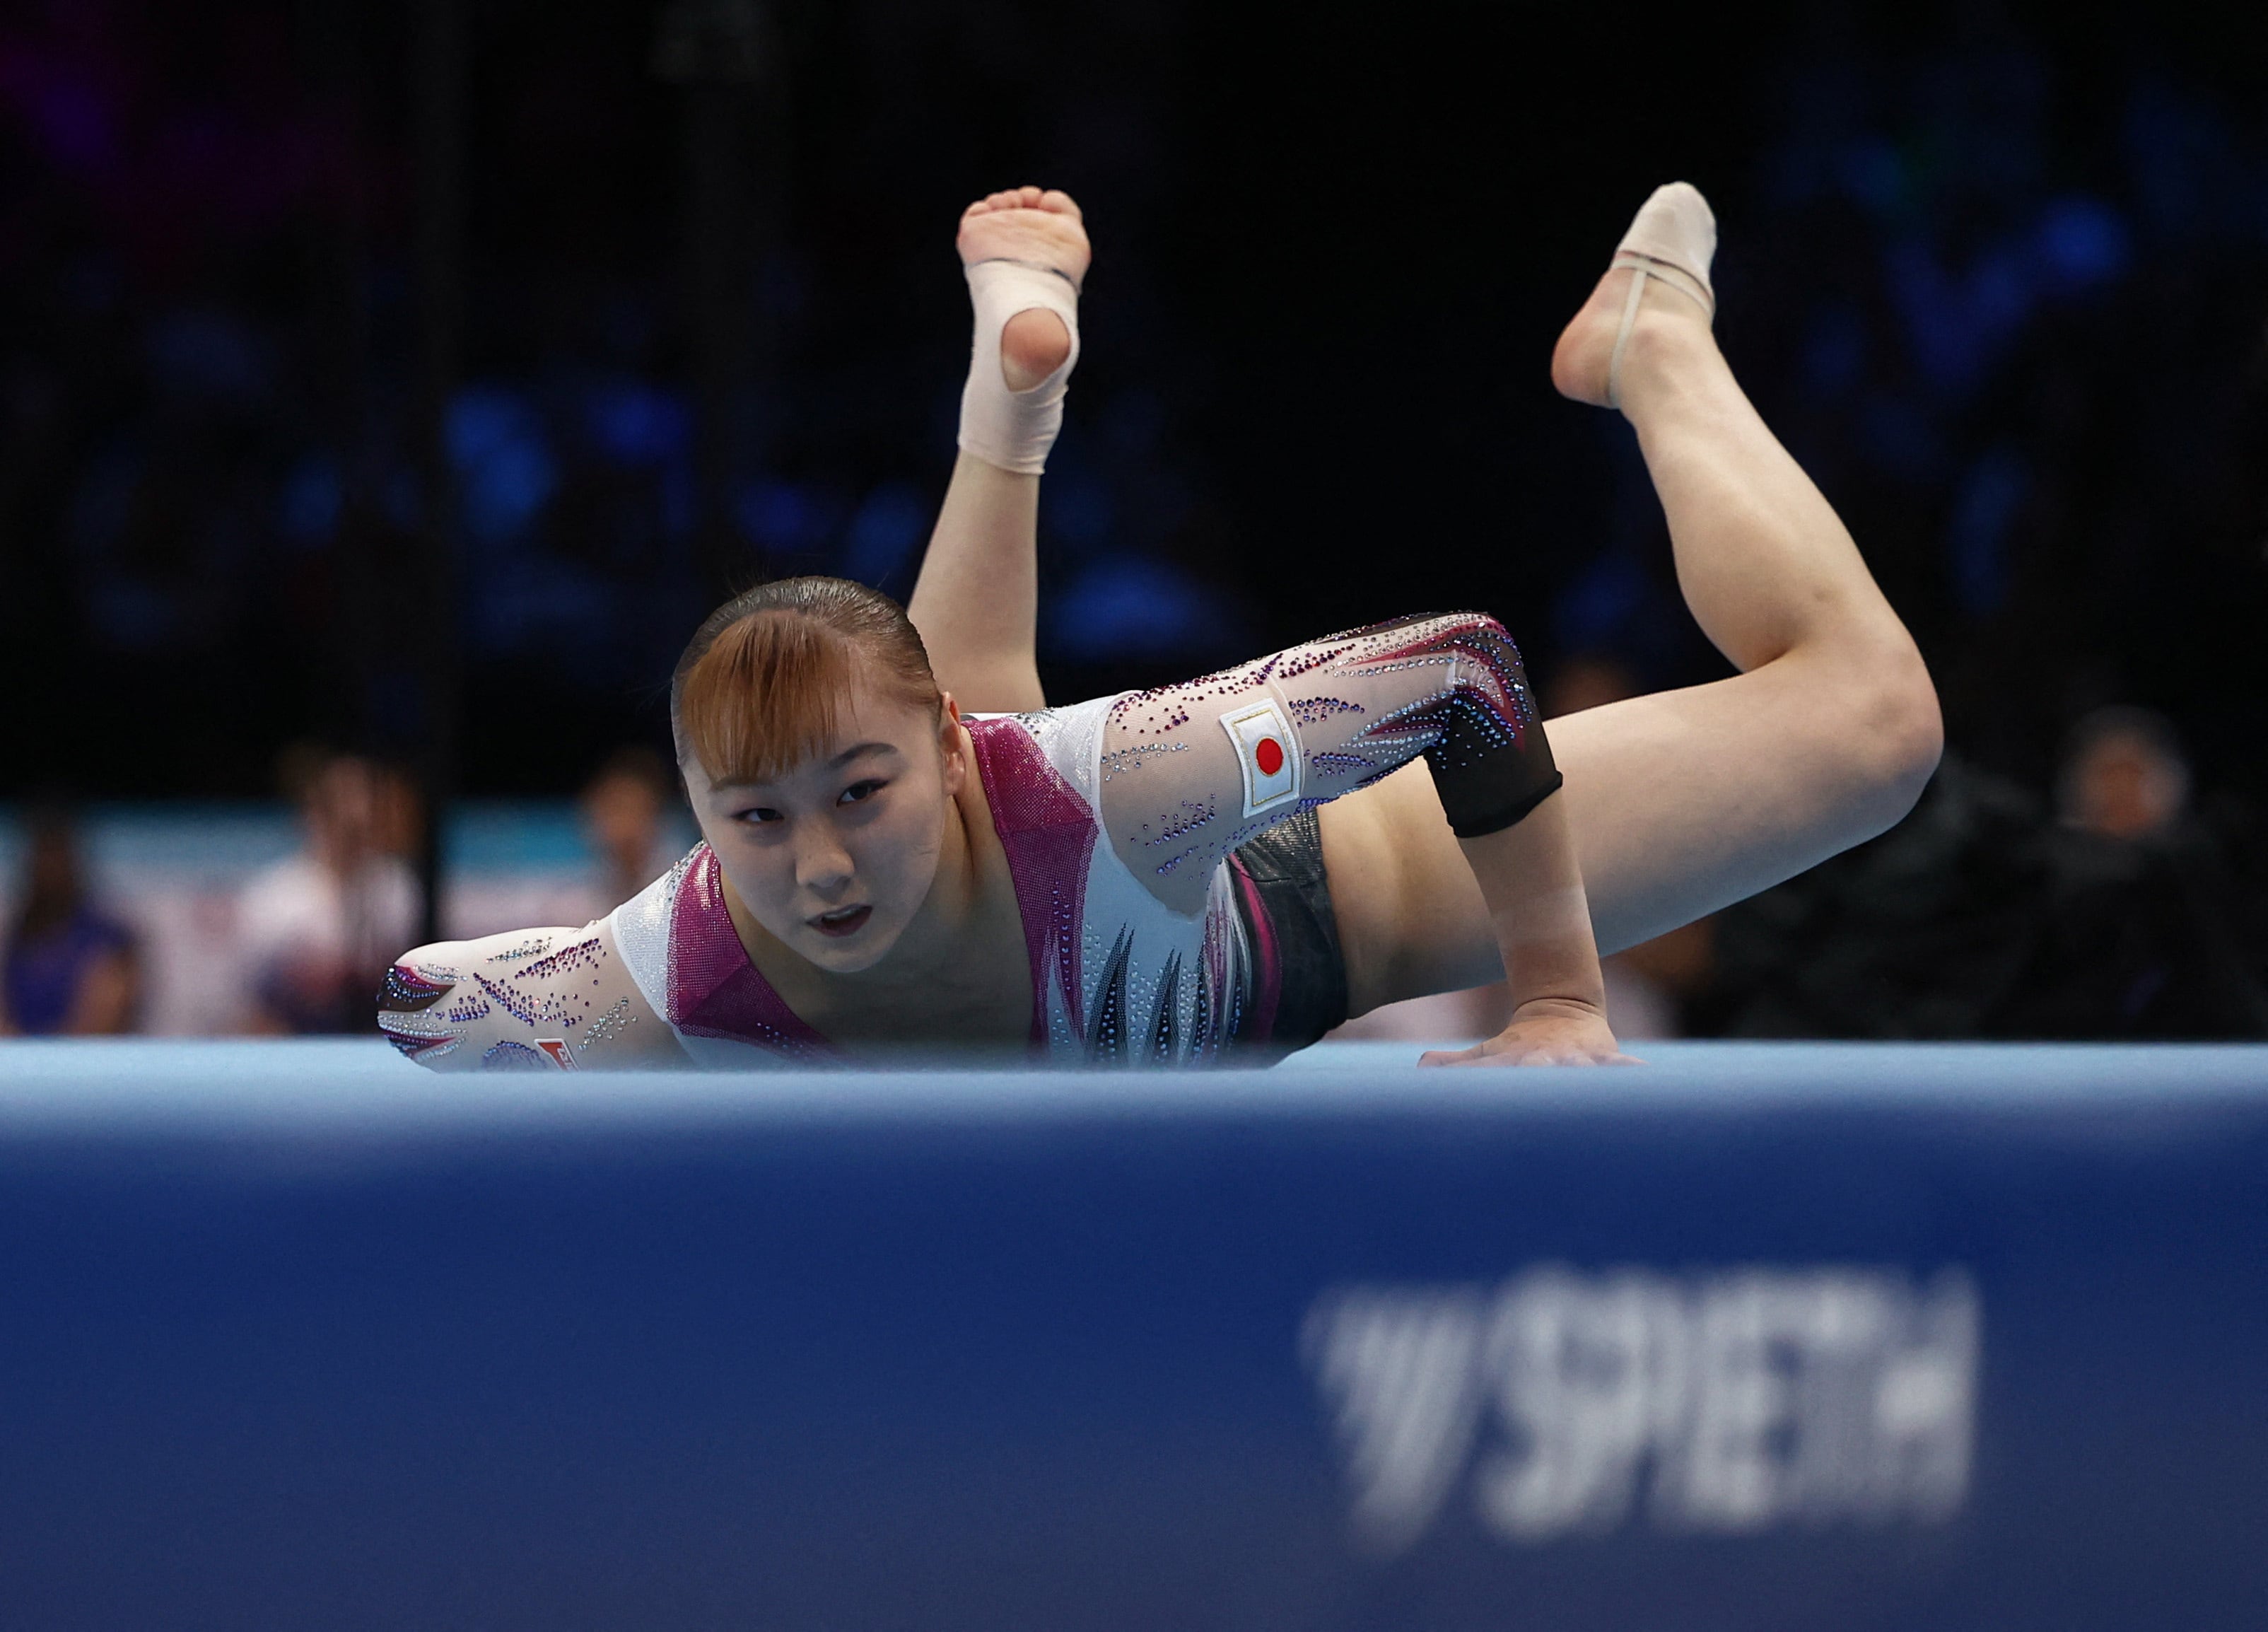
376, 921, 686, 1071
1097, 612, 1629, 1065
1424, 783, 1628, 1066
908, 455, 1046, 713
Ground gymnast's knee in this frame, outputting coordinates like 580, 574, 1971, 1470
1841, 637, 1943, 833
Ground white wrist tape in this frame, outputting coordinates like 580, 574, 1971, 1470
957, 258, 1081, 475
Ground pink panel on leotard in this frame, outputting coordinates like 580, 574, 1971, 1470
1229, 852, 1281, 1044
965, 716, 1097, 1047
667, 844, 834, 1063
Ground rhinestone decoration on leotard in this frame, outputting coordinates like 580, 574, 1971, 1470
1290, 696, 1365, 725
967, 716, 1100, 1049
382, 1029, 459, 1063
376, 963, 464, 1061
1094, 611, 1547, 890
1099, 741, 1189, 780
473, 968, 587, 1034
580, 996, 636, 1049
514, 936, 602, 982
1085, 928, 1135, 1063
1105, 651, 1293, 742
379, 964, 451, 1013
1133, 798, 1216, 849
379, 1005, 450, 1039
1145, 952, 1183, 1064
474, 971, 542, 1027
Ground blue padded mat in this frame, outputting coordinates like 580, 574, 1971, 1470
0, 1039, 2260, 1629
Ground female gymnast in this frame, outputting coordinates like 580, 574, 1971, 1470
378, 182, 1941, 1071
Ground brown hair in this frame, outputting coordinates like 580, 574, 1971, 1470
670, 577, 942, 784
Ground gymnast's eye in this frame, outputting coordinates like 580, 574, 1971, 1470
738, 805, 784, 825
838, 779, 887, 806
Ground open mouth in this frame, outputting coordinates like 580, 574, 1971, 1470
809, 904, 873, 938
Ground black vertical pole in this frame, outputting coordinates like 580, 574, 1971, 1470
685, 81, 746, 599
654, 0, 771, 600
411, 0, 464, 945
298, 0, 380, 756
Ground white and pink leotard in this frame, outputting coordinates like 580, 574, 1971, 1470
378, 612, 1559, 1069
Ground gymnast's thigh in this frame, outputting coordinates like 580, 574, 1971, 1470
1317, 760, 1504, 1018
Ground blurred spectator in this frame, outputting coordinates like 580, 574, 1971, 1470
2057, 707, 2189, 841
1604, 920, 1714, 1041
1997, 709, 2268, 1038
1700, 756, 2051, 1038
0, 804, 139, 1035
236, 749, 416, 1034
373, 762, 426, 868
580, 747, 677, 913
1702, 719, 2268, 1040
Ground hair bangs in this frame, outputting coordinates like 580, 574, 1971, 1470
670, 576, 944, 785
677, 612, 863, 786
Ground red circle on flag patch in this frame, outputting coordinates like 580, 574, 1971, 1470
1255, 737, 1285, 776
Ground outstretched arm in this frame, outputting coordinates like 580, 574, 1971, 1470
910, 453, 1045, 711
906, 186, 1090, 713
1097, 613, 1629, 1065
378, 923, 685, 1071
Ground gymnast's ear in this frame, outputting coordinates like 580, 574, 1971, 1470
937, 694, 968, 793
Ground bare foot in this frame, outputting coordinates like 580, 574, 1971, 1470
958, 185, 1089, 390
1549, 263, 1713, 409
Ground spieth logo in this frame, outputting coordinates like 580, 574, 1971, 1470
1303, 1266, 1980, 1554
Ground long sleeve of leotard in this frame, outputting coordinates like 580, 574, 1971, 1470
1096, 612, 1560, 899
376, 920, 679, 1070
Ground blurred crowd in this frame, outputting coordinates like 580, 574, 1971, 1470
0, 747, 677, 1036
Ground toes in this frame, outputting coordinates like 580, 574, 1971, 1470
966, 185, 1081, 219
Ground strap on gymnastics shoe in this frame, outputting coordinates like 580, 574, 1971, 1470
957, 257, 1082, 475
1603, 181, 1718, 412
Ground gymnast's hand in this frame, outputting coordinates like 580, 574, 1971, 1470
1427, 792, 1639, 1068
1419, 998, 1638, 1068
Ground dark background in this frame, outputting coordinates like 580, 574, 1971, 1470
3, 0, 2267, 1032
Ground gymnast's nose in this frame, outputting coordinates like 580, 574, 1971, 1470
790, 824, 856, 895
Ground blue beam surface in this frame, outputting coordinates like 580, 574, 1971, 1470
0, 1040, 2259, 1629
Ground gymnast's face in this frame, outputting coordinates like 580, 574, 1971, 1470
685, 684, 967, 974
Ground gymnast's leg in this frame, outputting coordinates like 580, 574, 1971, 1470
904, 186, 1089, 713
1323, 185, 1943, 1015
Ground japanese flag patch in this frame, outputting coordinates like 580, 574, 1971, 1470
1220, 699, 1302, 819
